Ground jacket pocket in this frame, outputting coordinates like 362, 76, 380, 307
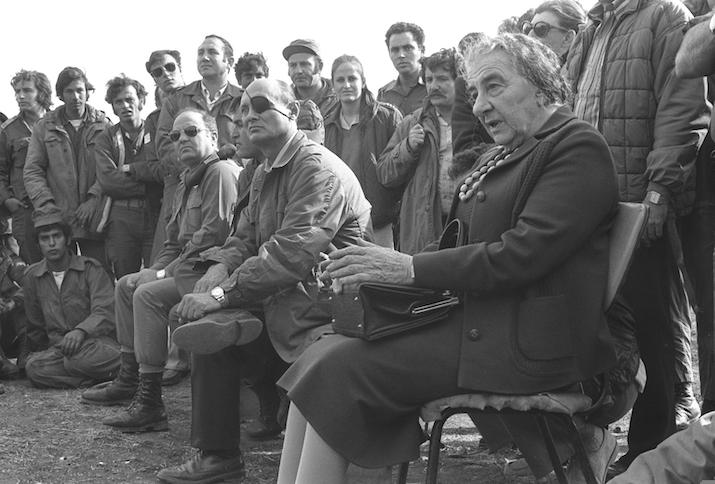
11, 137, 30, 166
515, 294, 573, 361
184, 190, 203, 233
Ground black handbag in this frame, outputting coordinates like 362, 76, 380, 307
327, 219, 465, 340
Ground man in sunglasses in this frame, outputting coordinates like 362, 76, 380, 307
82, 109, 240, 434
155, 78, 371, 483
563, 0, 709, 478
282, 39, 337, 117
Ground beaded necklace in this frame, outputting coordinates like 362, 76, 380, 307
458, 147, 513, 202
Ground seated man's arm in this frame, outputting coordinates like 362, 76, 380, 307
180, 162, 239, 262
193, 207, 259, 294
223, 162, 351, 306
21, 273, 48, 351
74, 261, 115, 337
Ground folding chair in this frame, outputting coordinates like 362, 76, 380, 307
397, 202, 648, 484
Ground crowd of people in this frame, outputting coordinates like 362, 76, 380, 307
2, 0, 715, 482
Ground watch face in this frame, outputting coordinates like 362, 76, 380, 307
211, 287, 223, 298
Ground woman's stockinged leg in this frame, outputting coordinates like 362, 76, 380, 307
277, 403, 308, 484
296, 422, 349, 484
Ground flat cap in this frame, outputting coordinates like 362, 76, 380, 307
282, 39, 320, 60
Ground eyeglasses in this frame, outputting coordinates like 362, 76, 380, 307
168, 126, 206, 142
522, 21, 569, 38
242, 94, 290, 118
150, 62, 177, 78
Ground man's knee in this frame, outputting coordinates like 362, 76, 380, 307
116, 274, 134, 300
25, 352, 61, 388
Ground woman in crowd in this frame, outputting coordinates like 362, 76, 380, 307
324, 55, 403, 248
276, 33, 621, 484
524, 0, 586, 62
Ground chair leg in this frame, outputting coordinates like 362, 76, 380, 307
425, 416, 447, 484
564, 417, 598, 484
535, 414, 568, 484
397, 462, 409, 484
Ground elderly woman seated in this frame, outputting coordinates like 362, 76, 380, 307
276, 33, 620, 484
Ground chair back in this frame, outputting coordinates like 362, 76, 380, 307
605, 202, 648, 309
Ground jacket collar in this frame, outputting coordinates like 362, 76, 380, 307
44, 104, 106, 130
183, 152, 220, 188
263, 130, 310, 172
183, 80, 243, 103
31, 253, 86, 278
484, 105, 576, 170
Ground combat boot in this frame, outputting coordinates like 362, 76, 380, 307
82, 351, 138, 406
102, 372, 168, 433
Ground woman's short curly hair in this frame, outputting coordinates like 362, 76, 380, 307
464, 33, 570, 105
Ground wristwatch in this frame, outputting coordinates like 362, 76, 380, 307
709, 13, 715, 34
210, 286, 226, 304
156, 269, 166, 279
645, 191, 664, 205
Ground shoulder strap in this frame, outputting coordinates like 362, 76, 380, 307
113, 128, 126, 168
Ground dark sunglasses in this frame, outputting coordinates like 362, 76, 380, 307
168, 125, 206, 142
150, 62, 177, 78
243, 94, 290, 118
522, 21, 569, 38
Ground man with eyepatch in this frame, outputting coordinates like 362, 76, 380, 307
563, 0, 709, 478
82, 109, 240, 435
155, 78, 370, 483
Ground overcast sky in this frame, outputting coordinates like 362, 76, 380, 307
0, 0, 586, 121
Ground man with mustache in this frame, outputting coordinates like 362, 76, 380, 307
24, 67, 112, 272
378, 22, 428, 116
377, 49, 459, 254
283, 38, 337, 117
93, 75, 161, 279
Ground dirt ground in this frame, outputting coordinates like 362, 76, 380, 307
0, 332, 700, 483
0, 376, 638, 484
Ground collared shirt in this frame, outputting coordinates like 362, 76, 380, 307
201, 81, 228, 111
24, 254, 115, 348
378, 76, 428, 116
264, 131, 300, 173
573, 0, 630, 127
